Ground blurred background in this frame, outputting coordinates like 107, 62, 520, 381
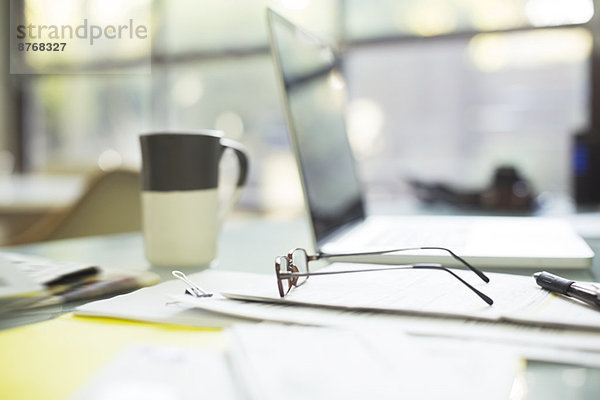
1, 0, 599, 243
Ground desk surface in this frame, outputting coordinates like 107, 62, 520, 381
7, 215, 599, 281
1, 215, 600, 399
4, 215, 314, 278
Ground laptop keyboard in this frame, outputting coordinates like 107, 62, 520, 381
348, 219, 469, 251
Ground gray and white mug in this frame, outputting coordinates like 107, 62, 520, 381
140, 130, 248, 268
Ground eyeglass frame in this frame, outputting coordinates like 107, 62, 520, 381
274, 247, 493, 305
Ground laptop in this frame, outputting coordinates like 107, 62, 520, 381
266, 8, 594, 269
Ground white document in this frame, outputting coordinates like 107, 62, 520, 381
220, 263, 600, 331
69, 344, 240, 400
0, 256, 43, 301
76, 268, 600, 367
2, 251, 98, 285
173, 292, 600, 368
75, 270, 270, 328
227, 324, 519, 400
0, 251, 97, 307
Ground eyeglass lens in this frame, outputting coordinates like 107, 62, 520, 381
290, 248, 309, 287
275, 256, 291, 297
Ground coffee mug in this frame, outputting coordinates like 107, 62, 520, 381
139, 130, 249, 268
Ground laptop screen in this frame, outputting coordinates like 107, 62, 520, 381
267, 9, 365, 245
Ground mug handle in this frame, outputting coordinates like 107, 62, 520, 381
217, 138, 249, 224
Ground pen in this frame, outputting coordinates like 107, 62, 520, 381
533, 271, 600, 309
25, 276, 148, 308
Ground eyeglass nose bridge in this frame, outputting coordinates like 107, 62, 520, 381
288, 264, 301, 286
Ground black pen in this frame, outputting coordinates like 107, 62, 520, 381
534, 271, 600, 309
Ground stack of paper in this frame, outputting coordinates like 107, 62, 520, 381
69, 324, 520, 400
173, 264, 600, 331
69, 344, 239, 400
75, 267, 600, 367
0, 252, 159, 312
64, 323, 518, 400
227, 324, 520, 400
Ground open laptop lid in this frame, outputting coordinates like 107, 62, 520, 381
267, 8, 366, 248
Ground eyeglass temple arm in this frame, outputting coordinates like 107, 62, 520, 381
413, 264, 493, 305
279, 264, 493, 305
316, 247, 490, 283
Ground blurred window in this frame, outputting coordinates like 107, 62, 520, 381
10, 0, 595, 212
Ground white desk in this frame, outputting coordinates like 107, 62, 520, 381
1, 215, 599, 399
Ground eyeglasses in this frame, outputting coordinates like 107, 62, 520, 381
274, 247, 493, 305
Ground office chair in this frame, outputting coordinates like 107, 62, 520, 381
7, 168, 141, 245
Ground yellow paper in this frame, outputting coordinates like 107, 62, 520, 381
0, 314, 223, 400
